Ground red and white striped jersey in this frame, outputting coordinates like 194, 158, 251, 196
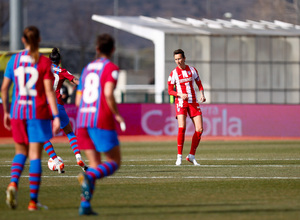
168, 65, 203, 107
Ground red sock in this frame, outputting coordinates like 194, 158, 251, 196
190, 131, 202, 155
177, 127, 185, 155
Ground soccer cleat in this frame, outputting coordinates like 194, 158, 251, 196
28, 200, 48, 211
78, 172, 92, 201
175, 154, 182, 166
186, 154, 200, 166
79, 206, 98, 216
76, 154, 88, 171
6, 182, 18, 209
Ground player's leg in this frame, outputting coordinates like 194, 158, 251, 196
191, 114, 204, 154
80, 129, 120, 193
6, 142, 28, 209
77, 128, 120, 215
43, 140, 58, 160
63, 122, 87, 171
76, 128, 99, 215
42, 104, 67, 172
6, 119, 29, 209
78, 147, 120, 216
27, 119, 52, 210
43, 141, 64, 172
77, 149, 99, 216
88, 128, 120, 180
27, 142, 48, 211
176, 114, 186, 166
10, 142, 28, 186
186, 114, 203, 166
58, 104, 80, 158
80, 146, 120, 197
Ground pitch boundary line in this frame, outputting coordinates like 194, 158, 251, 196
122, 164, 300, 167
124, 158, 300, 161
111, 176, 300, 180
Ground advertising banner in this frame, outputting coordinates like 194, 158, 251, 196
1, 104, 299, 137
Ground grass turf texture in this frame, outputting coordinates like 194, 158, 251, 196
0, 140, 299, 220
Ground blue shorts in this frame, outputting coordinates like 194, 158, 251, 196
11, 119, 52, 144
58, 104, 70, 129
77, 128, 119, 153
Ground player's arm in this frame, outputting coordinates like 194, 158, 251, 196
44, 79, 60, 134
63, 69, 79, 86
167, 84, 188, 100
104, 81, 126, 130
72, 77, 79, 85
195, 78, 206, 103
75, 90, 82, 107
1, 77, 12, 130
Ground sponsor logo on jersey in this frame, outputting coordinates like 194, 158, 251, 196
20, 55, 33, 63
80, 106, 97, 113
87, 63, 104, 71
179, 77, 192, 83
18, 100, 33, 105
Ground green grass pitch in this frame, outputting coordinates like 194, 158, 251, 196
0, 139, 300, 220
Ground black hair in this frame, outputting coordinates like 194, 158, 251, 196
49, 47, 61, 65
96, 34, 115, 57
173, 49, 185, 58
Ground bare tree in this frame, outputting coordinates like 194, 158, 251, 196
250, 0, 298, 24
67, 3, 97, 71
291, 0, 300, 24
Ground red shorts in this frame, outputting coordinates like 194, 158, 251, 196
77, 128, 95, 150
175, 102, 202, 118
11, 119, 29, 145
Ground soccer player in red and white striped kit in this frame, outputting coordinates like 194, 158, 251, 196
168, 49, 206, 166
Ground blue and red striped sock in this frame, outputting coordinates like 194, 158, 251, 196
29, 159, 42, 203
67, 132, 80, 156
80, 161, 119, 207
86, 161, 119, 181
10, 154, 27, 185
43, 141, 58, 160
96, 161, 119, 178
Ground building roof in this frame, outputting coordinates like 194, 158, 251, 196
92, 15, 300, 37
91, 15, 300, 103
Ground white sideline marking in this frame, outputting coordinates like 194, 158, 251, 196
110, 176, 300, 180
122, 165, 300, 168
0, 175, 300, 180
124, 158, 300, 161
1, 164, 300, 168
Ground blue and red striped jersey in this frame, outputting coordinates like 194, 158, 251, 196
4, 50, 54, 119
76, 58, 119, 130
